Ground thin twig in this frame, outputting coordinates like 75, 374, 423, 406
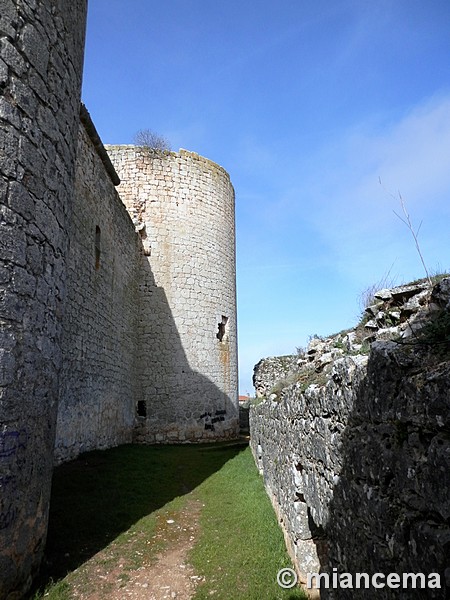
379, 179, 432, 286
394, 194, 432, 286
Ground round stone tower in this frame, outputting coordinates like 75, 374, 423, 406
106, 146, 239, 442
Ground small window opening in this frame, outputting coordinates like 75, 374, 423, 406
217, 315, 228, 341
137, 400, 147, 418
95, 226, 101, 270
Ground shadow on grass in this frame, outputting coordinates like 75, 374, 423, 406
31, 442, 246, 595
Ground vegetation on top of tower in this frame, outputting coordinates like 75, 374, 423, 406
134, 128, 172, 155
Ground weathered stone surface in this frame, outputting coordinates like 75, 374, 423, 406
252, 355, 298, 397
3, 104, 239, 600
0, 2, 88, 598
106, 146, 239, 444
53, 124, 141, 463
431, 277, 450, 310
251, 278, 450, 599
390, 282, 429, 301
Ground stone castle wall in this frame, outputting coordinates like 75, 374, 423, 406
0, 0, 87, 596
54, 121, 142, 464
106, 146, 239, 442
54, 128, 240, 461
0, 6, 239, 595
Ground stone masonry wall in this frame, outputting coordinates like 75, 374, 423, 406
253, 355, 298, 398
0, 1, 87, 597
251, 278, 450, 599
0, 2, 240, 596
106, 147, 239, 442
54, 121, 142, 464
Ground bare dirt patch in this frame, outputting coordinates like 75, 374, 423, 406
70, 499, 204, 600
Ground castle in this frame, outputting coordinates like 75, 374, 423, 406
0, 2, 238, 596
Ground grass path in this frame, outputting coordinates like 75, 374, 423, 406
31, 444, 306, 600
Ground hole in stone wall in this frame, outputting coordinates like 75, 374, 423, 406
216, 315, 228, 341
307, 506, 326, 539
95, 226, 101, 270
136, 400, 147, 418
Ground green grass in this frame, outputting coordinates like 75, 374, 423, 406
191, 448, 306, 600
30, 443, 306, 600
37, 444, 241, 584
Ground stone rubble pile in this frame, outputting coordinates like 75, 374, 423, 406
253, 355, 298, 398
256, 277, 449, 402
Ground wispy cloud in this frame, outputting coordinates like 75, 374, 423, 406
274, 94, 450, 281
368, 95, 450, 203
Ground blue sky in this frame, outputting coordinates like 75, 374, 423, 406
82, 0, 450, 394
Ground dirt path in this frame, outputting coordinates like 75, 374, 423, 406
71, 499, 204, 600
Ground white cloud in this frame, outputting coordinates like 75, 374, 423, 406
285, 93, 450, 281
360, 94, 450, 206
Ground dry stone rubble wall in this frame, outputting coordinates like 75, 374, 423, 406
251, 278, 450, 599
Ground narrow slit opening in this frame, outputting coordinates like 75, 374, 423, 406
95, 226, 101, 270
